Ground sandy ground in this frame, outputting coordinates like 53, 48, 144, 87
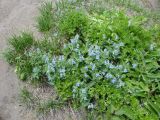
0, 0, 40, 120
0, 0, 159, 120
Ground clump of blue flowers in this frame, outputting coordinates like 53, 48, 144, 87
8, 8, 160, 119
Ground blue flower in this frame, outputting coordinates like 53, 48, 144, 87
69, 59, 76, 65
132, 64, 137, 69
84, 73, 88, 78
111, 78, 117, 84
79, 54, 84, 61
33, 67, 40, 73
58, 55, 64, 61
150, 43, 156, 51
96, 55, 100, 60
81, 88, 87, 94
117, 65, 123, 70
123, 68, 128, 73
88, 103, 94, 109
76, 82, 81, 87
72, 88, 76, 93
115, 34, 119, 40
96, 73, 100, 78
117, 80, 125, 87
59, 67, 66, 78
113, 49, 119, 56
52, 56, 56, 65
43, 55, 49, 63
119, 42, 124, 47
104, 60, 110, 65
103, 34, 106, 39
85, 66, 88, 71
104, 49, 109, 56
90, 63, 96, 70
70, 34, 79, 44
88, 45, 101, 58
105, 73, 113, 79
63, 44, 67, 48
109, 63, 115, 69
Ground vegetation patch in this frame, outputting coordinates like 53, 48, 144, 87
4, 0, 160, 119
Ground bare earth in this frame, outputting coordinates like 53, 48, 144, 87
0, 0, 40, 120
0, 0, 159, 120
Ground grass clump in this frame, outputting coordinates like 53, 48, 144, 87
4, 32, 34, 65
4, 0, 160, 119
36, 1, 53, 32
37, 99, 63, 114
19, 88, 36, 108
8, 32, 34, 53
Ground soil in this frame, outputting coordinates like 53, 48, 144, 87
0, 0, 159, 120
0, 0, 40, 120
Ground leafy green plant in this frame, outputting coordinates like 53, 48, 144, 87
36, 1, 53, 32
59, 10, 88, 37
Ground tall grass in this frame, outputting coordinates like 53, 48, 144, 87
36, 1, 53, 32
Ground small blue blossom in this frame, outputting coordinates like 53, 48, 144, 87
96, 55, 100, 60
70, 34, 79, 44
79, 54, 84, 61
115, 34, 119, 40
113, 49, 119, 56
109, 63, 115, 69
33, 67, 40, 73
63, 44, 67, 48
104, 49, 109, 56
119, 42, 124, 47
101, 72, 105, 75
72, 88, 77, 93
36, 48, 41, 53
90, 63, 96, 70
111, 78, 117, 84
43, 55, 49, 63
132, 64, 137, 69
102, 34, 106, 39
76, 82, 81, 87
74, 48, 79, 52
52, 56, 56, 65
123, 68, 128, 73
59, 67, 66, 78
76, 44, 80, 48
84, 73, 88, 78
95, 73, 100, 78
58, 55, 64, 61
105, 73, 113, 79
69, 59, 76, 65
85, 66, 88, 71
88, 45, 101, 58
81, 88, 87, 94
118, 80, 125, 87
150, 43, 156, 51
88, 103, 94, 109
104, 60, 110, 65
117, 65, 123, 70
